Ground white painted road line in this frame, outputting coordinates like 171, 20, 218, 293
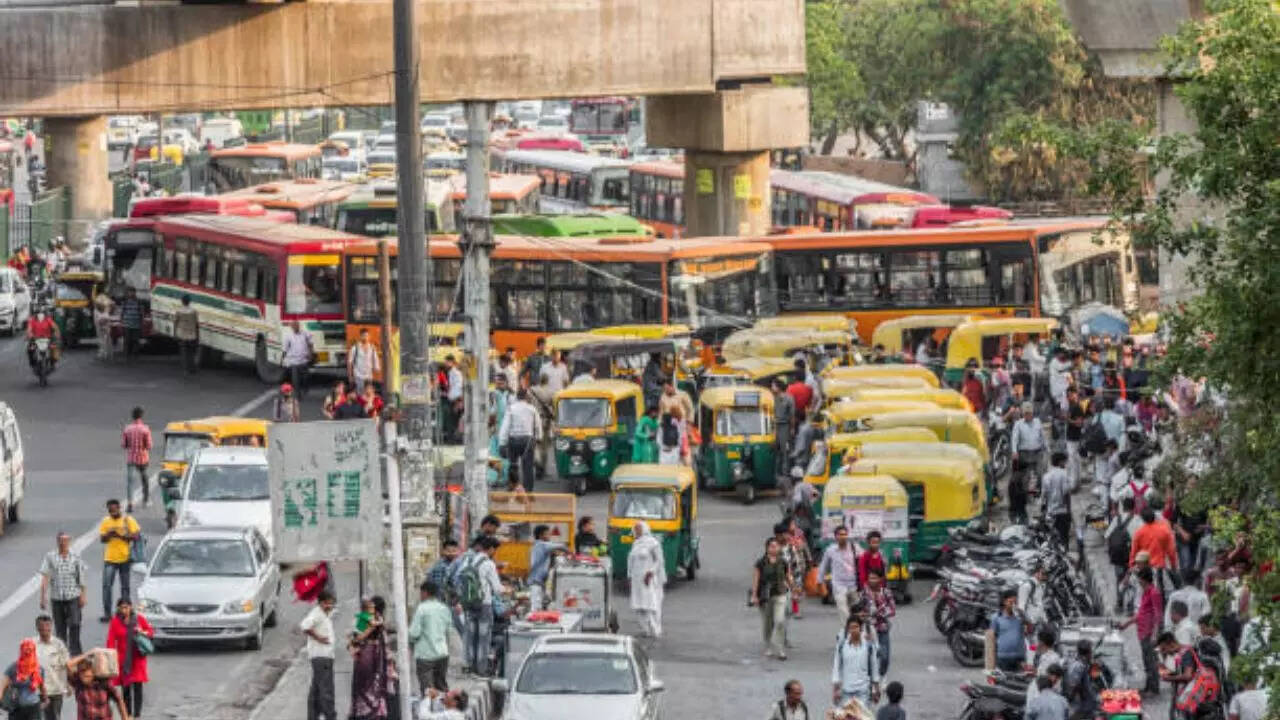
0, 386, 276, 621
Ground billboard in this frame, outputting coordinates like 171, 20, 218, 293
268, 420, 383, 563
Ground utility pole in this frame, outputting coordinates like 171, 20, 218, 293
460, 101, 494, 526
382, 422, 412, 720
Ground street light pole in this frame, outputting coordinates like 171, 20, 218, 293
460, 101, 494, 526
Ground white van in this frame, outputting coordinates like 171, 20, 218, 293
0, 268, 31, 337
178, 446, 272, 545
0, 402, 26, 531
202, 118, 245, 149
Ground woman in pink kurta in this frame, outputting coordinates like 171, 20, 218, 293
106, 598, 153, 718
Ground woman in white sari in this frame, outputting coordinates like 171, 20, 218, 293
627, 521, 667, 638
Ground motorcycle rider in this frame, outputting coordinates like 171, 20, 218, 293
26, 304, 61, 368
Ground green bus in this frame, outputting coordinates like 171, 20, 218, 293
334, 180, 457, 237
491, 212, 651, 238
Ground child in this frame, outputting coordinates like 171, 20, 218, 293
876, 681, 905, 720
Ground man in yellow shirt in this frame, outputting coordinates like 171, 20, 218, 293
98, 499, 139, 623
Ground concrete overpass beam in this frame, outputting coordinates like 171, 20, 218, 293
45, 116, 113, 232
646, 85, 808, 236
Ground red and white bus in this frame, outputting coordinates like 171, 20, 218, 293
146, 214, 365, 381
569, 97, 636, 156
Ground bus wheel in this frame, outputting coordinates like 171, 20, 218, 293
255, 338, 284, 384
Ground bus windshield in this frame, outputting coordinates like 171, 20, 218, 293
286, 258, 342, 315
209, 156, 289, 193
571, 103, 627, 136
107, 230, 155, 299
336, 207, 398, 238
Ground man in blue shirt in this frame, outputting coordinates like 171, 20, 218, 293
987, 589, 1027, 672
527, 524, 567, 611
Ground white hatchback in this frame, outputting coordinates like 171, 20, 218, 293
177, 446, 272, 546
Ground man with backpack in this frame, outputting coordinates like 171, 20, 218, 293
768, 679, 809, 720
1157, 630, 1223, 720
455, 536, 503, 676
1107, 497, 1142, 611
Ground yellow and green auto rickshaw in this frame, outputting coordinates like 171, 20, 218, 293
607, 464, 700, 581
858, 408, 993, 502
554, 380, 644, 495
822, 375, 933, 406
869, 314, 979, 358
694, 386, 776, 503
700, 356, 796, 391
823, 363, 941, 388
720, 329, 855, 367
840, 386, 973, 413
820, 474, 913, 602
943, 317, 1060, 387
844, 456, 984, 565
158, 416, 271, 528
488, 491, 576, 581
827, 400, 940, 430
52, 270, 104, 348
754, 314, 858, 339
855, 441, 985, 484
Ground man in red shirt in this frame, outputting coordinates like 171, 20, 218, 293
857, 530, 888, 590
1118, 567, 1163, 695
1129, 506, 1178, 594
25, 306, 60, 364
121, 406, 153, 512
960, 360, 987, 418
786, 373, 814, 423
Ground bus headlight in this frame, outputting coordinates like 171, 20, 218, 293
588, 437, 608, 452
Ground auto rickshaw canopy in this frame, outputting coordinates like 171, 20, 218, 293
945, 318, 1060, 371
854, 441, 984, 479
590, 324, 692, 341
827, 400, 940, 428
608, 463, 697, 534
859, 409, 989, 461
720, 328, 854, 362
169, 416, 271, 442
841, 387, 972, 413
870, 314, 980, 355
824, 363, 940, 388
699, 385, 775, 442
823, 375, 933, 403
844, 456, 984, 523
754, 314, 857, 337
556, 379, 643, 404
822, 473, 910, 513
609, 463, 698, 493
567, 338, 683, 381
703, 356, 797, 384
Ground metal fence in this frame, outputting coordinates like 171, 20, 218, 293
12, 187, 69, 251
0, 207, 9, 260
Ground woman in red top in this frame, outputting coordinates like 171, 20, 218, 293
106, 598, 153, 719
359, 380, 384, 419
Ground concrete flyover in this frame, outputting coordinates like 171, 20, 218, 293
0, 0, 806, 116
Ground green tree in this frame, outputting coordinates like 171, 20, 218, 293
804, 0, 864, 155
1082, 0, 1280, 703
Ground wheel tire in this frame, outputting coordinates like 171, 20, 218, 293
264, 607, 278, 628
933, 600, 951, 634
246, 620, 263, 651
7, 499, 18, 524
948, 631, 985, 667
685, 554, 696, 581
739, 483, 756, 505
574, 476, 588, 497
254, 338, 284, 384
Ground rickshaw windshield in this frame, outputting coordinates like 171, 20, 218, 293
611, 488, 676, 520
557, 398, 611, 428
164, 434, 213, 463
55, 283, 91, 302
715, 408, 767, 436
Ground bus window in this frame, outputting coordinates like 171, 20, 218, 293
833, 251, 886, 307
943, 249, 990, 305
999, 258, 1033, 305
778, 253, 826, 307
287, 259, 341, 315
889, 250, 939, 306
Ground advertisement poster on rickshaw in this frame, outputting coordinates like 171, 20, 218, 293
822, 509, 885, 540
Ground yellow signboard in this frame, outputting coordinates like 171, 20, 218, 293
733, 174, 751, 200
696, 168, 714, 195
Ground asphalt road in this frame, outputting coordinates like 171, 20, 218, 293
0, 336, 987, 719
0, 337, 329, 719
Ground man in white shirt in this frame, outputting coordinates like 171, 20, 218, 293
499, 389, 543, 492
571, 364, 597, 385
538, 350, 570, 395
35, 614, 70, 719
1012, 401, 1046, 493
1168, 599, 1200, 647
281, 321, 315, 398
1048, 350, 1072, 407
418, 688, 469, 720
461, 537, 504, 676
1227, 678, 1269, 720
346, 328, 381, 391
300, 591, 337, 720
1018, 564, 1050, 628
444, 355, 465, 442
818, 526, 862, 626
1164, 569, 1210, 628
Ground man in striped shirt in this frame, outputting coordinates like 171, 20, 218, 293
121, 406, 152, 511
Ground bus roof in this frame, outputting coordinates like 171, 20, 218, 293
629, 160, 683, 179
345, 233, 769, 262
210, 142, 321, 160
759, 225, 1039, 250
340, 180, 454, 209
130, 195, 269, 219
449, 173, 541, 201
223, 178, 356, 209
152, 213, 365, 251
498, 149, 631, 172
772, 169, 937, 206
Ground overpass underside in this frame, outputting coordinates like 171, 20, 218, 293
0, 0, 805, 116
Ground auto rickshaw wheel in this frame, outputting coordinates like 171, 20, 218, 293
566, 475, 587, 496
685, 555, 696, 581
607, 610, 619, 634
738, 483, 756, 505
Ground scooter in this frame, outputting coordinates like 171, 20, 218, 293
29, 337, 54, 387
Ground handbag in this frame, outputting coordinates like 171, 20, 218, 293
0, 682, 19, 712
132, 630, 154, 656
129, 526, 147, 565
1174, 649, 1221, 715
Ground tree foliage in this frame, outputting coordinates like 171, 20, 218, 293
802, 0, 1154, 200
1082, 0, 1280, 702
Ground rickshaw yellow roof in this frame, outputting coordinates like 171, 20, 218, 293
55, 271, 105, 282
610, 463, 696, 490
545, 332, 611, 352
698, 385, 776, 409
947, 318, 1060, 365
590, 324, 691, 339
555, 379, 643, 400
872, 314, 979, 336
706, 356, 796, 380
754, 314, 856, 335
823, 474, 909, 505
828, 428, 940, 450
164, 416, 271, 436
856, 441, 983, 463
722, 328, 853, 360
844, 387, 972, 412
845, 456, 979, 483
860, 409, 988, 458
827, 400, 939, 424
823, 376, 932, 399
824, 364, 940, 388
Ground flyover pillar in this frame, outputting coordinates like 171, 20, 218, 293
45, 116, 113, 235
646, 85, 809, 237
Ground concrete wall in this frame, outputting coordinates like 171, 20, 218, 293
645, 86, 810, 152
0, 0, 805, 116
1058, 0, 1203, 76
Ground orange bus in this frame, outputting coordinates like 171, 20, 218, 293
764, 225, 1043, 342
627, 160, 684, 238
222, 178, 356, 226
448, 173, 542, 217
207, 142, 323, 193
342, 234, 776, 357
